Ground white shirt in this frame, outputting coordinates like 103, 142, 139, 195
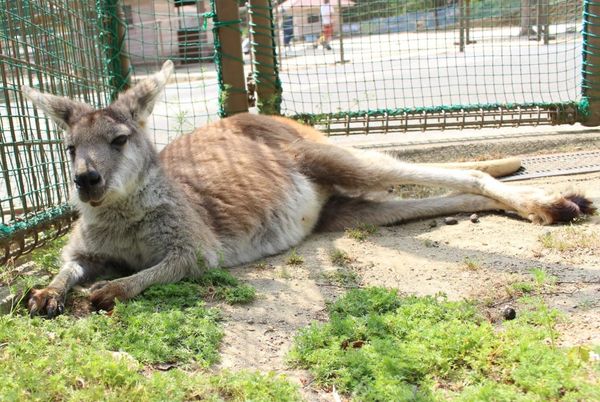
320, 4, 334, 25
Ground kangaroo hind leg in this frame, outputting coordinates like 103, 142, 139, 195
291, 141, 595, 225
316, 193, 506, 232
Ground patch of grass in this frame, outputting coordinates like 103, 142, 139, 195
320, 269, 360, 288
0, 309, 299, 400
508, 268, 556, 298
345, 223, 378, 241
288, 288, 600, 401
108, 283, 223, 365
531, 267, 556, 287
195, 269, 256, 305
539, 227, 600, 254
1, 279, 299, 400
463, 256, 481, 271
329, 249, 352, 267
286, 249, 304, 266
0, 235, 68, 286
29, 235, 68, 274
509, 281, 535, 295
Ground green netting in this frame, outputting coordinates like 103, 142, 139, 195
0, 0, 238, 259
120, 0, 220, 145
0, 0, 114, 244
273, 0, 584, 123
248, 1, 283, 114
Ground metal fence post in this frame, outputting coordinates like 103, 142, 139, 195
213, 0, 248, 116
582, 1, 600, 126
248, 0, 281, 115
97, 0, 131, 99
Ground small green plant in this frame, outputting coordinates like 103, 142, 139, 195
195, 269, 256, 304
288, 288, 600, 401
252, 260, 270, 270
509, 281, 535, 295
329, 249, 352, 267
29, 235, 68, 273
531, 267, 556, 287
345, 223, 378, 241
286, 249, 304, 266
463, 256, 481, 271
173, 109, 190, 136
320, 269, 359, 288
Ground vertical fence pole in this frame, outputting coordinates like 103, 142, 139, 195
213, 0, 248, 116
97, 0, 131, 99
582, 1, 600, 125
458, 0, 465, 52
337, 0, 347, 64
248, 0, 281, 115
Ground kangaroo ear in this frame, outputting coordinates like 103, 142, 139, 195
111, 60, 174, 125
22, 86, 93, 129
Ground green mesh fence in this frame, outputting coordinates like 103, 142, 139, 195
121, 0, 221, 146
0, 0, 116, 260
273, 0, 585, 132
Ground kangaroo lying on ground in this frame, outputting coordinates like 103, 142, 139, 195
23, 61, 595, 317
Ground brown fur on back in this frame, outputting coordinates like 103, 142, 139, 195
159, 113, 326, 236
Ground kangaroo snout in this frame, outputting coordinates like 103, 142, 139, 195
74, 169, 105, 205
74, 170, 102, 190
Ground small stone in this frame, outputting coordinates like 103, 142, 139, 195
502, 306, 516, 320
470, 213, 479, 223
428, 220, 437, 228
444, 217, 458, 225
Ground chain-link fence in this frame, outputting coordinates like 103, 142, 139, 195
0, 0, 115, 261
274, 0, 585, 133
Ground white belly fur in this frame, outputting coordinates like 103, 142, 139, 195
220, 173, 325, 266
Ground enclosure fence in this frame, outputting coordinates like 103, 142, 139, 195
1, 0, 600, 262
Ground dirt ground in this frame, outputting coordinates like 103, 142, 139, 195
210, 171, 600, 401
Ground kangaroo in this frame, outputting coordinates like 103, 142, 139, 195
23, 61, 595, 317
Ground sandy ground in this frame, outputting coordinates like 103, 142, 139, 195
209, 171, 600, 401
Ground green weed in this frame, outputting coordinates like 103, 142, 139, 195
320, 269, 360, 288
29, 236, 68, 274
329, 249, 352, 267
288, 288, 600, 400
195, 269, 256, 304
286, 249, 304, 266
345, 223, 378, 241
463, 256, 481, 271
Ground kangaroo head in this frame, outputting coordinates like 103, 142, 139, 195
23, 61, 174, 207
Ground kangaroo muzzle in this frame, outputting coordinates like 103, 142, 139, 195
74, 169, 106, 206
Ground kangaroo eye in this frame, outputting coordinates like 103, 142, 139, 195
66, 145, 75, 158
111, 135, 128, 147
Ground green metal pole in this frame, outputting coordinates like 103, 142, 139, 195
582, 0, 600, 125
97, 0, 131, 99
213, 0, 248, 116
248, 0, 281, 115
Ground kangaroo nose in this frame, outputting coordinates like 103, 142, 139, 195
74, 170, 102, 190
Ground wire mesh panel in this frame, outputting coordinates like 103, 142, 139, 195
273, 0, 584, 132
0, 0, 115, 260
122, 0, 220, 147
0, 0, 224, 261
